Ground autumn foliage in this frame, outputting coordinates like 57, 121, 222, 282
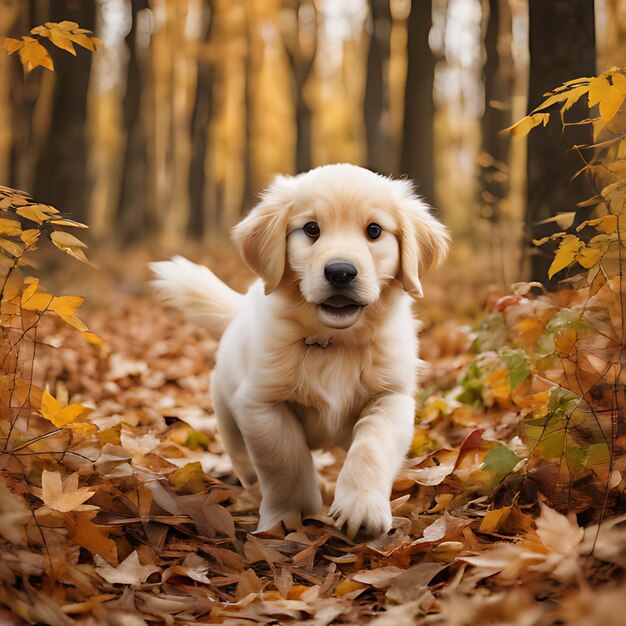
1, 20, 626, 625
2, 21, 101, 73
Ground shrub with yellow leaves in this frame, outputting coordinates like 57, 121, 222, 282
1, 25, 100, 525
0, 185, 100, 449
508, 66, 626, 286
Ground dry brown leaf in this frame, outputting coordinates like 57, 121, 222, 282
94, 551, 160, 586
39, 470, 97, 513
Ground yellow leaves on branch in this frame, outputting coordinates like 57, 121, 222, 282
506, 68, 626, 139
31, 21, 102, 54
588, 74, 626, 124
546, 234, 608, 279
0, 218, 22, 237
548, 235, 582, 278
50, 230, 90, 264
20, 279, 103, 345
577, 214, 618, 234
22, 278, 83, 326
2, 21, 101, 73
3, 36, 53, 72
0, 187, 90, 266
0, 185, 102, 344
504, 113, 549, 138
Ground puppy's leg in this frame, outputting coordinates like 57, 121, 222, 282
330, 393, 414, 539
213, 392, 257, 487
234, 399, 322, 531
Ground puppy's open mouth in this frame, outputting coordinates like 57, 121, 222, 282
317, 295, 364, 329
320, 295, 363, 315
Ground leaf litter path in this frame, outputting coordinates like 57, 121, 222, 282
1, 294, 625, 626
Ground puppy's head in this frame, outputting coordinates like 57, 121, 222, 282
232, 164, 449, 330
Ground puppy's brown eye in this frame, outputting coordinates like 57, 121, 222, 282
303, 221, 320, 239
366, 223, 382, 240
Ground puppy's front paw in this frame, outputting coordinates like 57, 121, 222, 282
329, 486, 392, 540
257, 506, 302, 532
258, 489, 323, 532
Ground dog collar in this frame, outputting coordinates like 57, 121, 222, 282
304, 336, 333, 348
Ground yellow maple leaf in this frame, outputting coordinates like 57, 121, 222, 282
17, 37, 54, 72
40, 390, 91, 428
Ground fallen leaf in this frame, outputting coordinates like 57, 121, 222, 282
39, 470, 97, 513
94, 551, 160, 586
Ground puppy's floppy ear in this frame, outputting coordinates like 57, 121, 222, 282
231, 175, 295, 295
395, 185, 450, 299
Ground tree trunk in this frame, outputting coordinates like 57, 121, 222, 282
526, 0, 595, 281
0, 0, 21, 184
283, 1, 317, 174
401, 0, 435, 205
364, 0, 391, 174
189, 1, 214, 238
33, 0, 96, 222
117, 0, 150, 240
480, 0, 513, 222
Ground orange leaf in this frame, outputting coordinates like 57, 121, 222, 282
67, 513, 118, 563
17, 37, 54, 72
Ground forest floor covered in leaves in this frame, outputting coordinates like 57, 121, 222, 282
1, 250, 626, 626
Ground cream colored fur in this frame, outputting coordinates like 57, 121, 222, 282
150, 164, 449, 538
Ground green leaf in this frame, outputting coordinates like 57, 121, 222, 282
564, 447, 587, 473
456, 361, 484, 407
547, 387, 580, 417
585, 443, 611, 468
500, 349, 531, 390
482, 445, 522, 484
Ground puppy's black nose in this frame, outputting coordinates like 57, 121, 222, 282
324, 261, 357, 288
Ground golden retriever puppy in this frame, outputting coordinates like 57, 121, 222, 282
150, 163, 449, 538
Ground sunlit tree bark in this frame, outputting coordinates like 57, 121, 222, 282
526, 0, 595, 281
203, 0, 247, 235
246, 0, 295, 198
87, 0, 132, 237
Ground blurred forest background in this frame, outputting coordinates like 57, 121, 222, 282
1, 0, 625, 293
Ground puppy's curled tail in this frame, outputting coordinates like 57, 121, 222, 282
149, 256, 243, 339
